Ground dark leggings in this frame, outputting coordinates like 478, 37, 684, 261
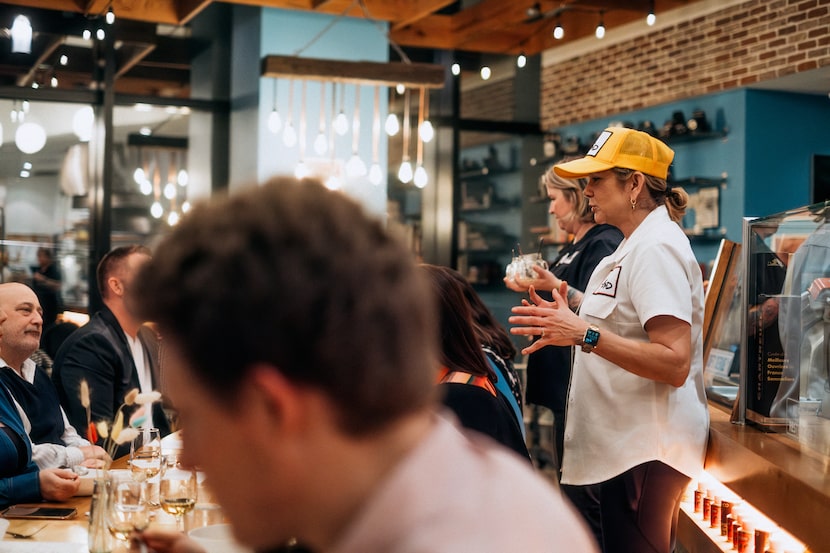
564, 461, 690, 553
597, 461, 690, 553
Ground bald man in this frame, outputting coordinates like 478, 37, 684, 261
0, 282, 109, 469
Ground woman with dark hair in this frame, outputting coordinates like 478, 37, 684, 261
420, 264, 529, 461
444, 268, 524, 434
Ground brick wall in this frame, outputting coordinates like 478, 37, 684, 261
460, 77, 515, 121
540, 0, 830, 128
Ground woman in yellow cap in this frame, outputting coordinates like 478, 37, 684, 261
509, 127, 709, 553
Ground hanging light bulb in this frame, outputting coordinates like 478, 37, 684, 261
133, 167, 145, 184
553, 19, 564, 39
385, 113, 400, 136
398, 160, 413, 184
346, 154, 367, 178
282, 121, 297, 147
325, 174, 342, 190
313, 82, 328, 155
15, 122, 46, 154
333, 83, 349, 135
82, 28, 91, 40
60, 54, 68, 65
96, 28, 105, 40
268, 109, 283, 134
167, 211, 180, 226
517, 53, 527, 69
595, 12, 606, 39
10, 15, 32, 54
177, 169, 189, 186
413, 164, 428, 188
73, 106, 94, 142
106, 7, 115, 24
646, 1, 656, 25
368, 163, 383, 186
268, 79, 282, 134
396, 83, 405, 95
140, 179, 153, 196
419, 120, 434, 143
451, 63, 461, 76
150, 201, 164, 219
480, 66, 491, 80
181, 201, 192, 213
164, 183, 176, 200
294, 160, 310, 179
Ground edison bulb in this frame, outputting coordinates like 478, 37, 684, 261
282, 122, 297, 147
368, 163, 383, 186
167, 211, 180, 226
398, 160, 413, 184
177, 169, 189, 186
333, 111, 349, 135
419, 120, 434, 143
150, 201, 163, 219
413, 165, 428, 188
346, 154, 367, 178
181, 201, 191, 213
294, 161, 310, 179
313, 132, 328, 156
384, 113, 400, 136
133, 167, 146, 184
268, 109, 282, 134
325, 175, 342, 190
164, 183, 176, 200
480, 66, 491, 80
139, 179, 153, 196
451, 63, 461, 76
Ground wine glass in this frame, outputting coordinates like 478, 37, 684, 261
107, 477, 150, 548
130, 427, 162, 483
159, 460, 198, 532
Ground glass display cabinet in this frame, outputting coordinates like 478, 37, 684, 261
704, 200, 830, 454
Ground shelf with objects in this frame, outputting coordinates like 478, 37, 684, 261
679, 200, 830, 553
674, 174, 728, 240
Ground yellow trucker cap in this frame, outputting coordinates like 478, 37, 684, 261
553, 127, 674, 180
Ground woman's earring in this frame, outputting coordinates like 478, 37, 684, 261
630, 198, 637, 210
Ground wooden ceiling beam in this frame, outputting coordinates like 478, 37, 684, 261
390, 0, 457, 31
261, 54, 445, 88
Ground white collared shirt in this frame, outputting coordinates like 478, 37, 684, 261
125, 333, 155, 428
561, 206, 709, 485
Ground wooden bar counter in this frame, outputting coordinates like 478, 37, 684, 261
678, 403, 830, 552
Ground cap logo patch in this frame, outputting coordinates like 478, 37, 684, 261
587, 130, 612, 158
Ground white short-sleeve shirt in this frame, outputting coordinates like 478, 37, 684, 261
561, 206, 709, 485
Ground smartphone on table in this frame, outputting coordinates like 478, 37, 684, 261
2, 505, 77, 519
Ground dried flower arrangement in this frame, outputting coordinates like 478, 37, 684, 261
79, 379, 163, 460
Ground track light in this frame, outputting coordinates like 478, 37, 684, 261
595, 12, 605, 39
647, 1, 656, 26
553, 19, 564, 40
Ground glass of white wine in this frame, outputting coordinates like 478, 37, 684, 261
159, 459, 198, 532
107, 477, 150, 548
130, 427, 162, 483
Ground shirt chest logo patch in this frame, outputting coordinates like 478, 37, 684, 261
594, 265, 621, 297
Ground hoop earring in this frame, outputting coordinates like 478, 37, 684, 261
630, 198, 637, 210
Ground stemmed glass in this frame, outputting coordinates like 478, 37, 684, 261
130, 427, 162, 483
107, 477, 150, 549
158, 459, 198, 532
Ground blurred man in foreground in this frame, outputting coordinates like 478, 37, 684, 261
134, 177, 598, 553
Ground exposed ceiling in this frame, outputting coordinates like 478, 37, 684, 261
0, 0, 700, 99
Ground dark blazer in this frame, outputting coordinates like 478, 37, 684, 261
52, 306, 170, 457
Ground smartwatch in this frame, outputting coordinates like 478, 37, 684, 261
581, 325, 600, 353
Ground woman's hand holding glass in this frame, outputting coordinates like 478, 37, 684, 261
504, 263, 560, 292
159, 459, 198, 532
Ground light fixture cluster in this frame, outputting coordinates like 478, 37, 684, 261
268, 78, 434, 189
551, 1, 657, 41
133, 147, 190, 227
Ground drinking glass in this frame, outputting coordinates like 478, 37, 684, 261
159, 460, 198, 532
107, 477, 150, 548
130, 427, 162, 483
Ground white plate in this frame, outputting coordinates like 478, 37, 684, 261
189, 523, 253, 553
